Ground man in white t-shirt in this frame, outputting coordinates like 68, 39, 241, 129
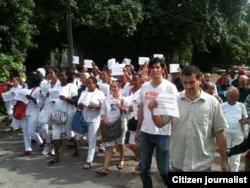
135, 57, 178, 188
148, 65, 230, 173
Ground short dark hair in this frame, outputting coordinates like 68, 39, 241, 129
181, 65, 202, 79
87, 76, 98, 85
59, 68, 74, 83
48, 66, 59, 74
26, 73, 41, 88
148, 57, 165, 69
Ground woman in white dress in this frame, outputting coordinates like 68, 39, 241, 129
9, 76, 23, 137
39, 67, 61, 155
19, 73, 44, 156
48, 68, 79, 166
78, 76, 105, 169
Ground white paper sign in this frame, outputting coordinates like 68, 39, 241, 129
138, 57, 150, 65
123, 58, 131, 65
107, 58, 116, 69
49, 89, 60, 101
78, 93, 93, 106
73, 56, 80, 64
2, 91, 15, 102
98, 83, 110, 96
153, 93, 179, 118
84, 59, 93, 68
111, 63, 125, 76
40, 84, 50, 96
153, 54, 164, 59
169, 64, 180, 73
14, 88, 30, 104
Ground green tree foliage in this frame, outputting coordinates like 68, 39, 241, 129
136, 0, 250, 71
191, 0, 250, 71
0, 0, 37, 83
26, 0, 68, 71
74, 0, 144, 37
1, 0, 250, 74
0, 54, 22, 83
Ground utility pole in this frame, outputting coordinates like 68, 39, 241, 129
66, 0, 75, 71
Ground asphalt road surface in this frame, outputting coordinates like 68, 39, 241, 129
0, 117, 245, 188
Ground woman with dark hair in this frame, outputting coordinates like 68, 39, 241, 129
9, 76, 23, 137
97, 68, 112, 152
77, 72, 90, 98
3, 69, 21, 125
98, 68, 111, 96
127, 74, 149, 170
78, 76, 105, 169
39, 66, 61, 155
48, 68, 79, 165
19, 73, 44, 156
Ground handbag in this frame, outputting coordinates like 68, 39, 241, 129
13, 101, 27, 120
127, 117, 137, 131
105, 116, 122, 142
104, 99, 123, 142
52, 84, 72, 125
52, 110, 68, 125
38, 108, 51, 125
71, 110, 87, 134
13, 87, 36, 120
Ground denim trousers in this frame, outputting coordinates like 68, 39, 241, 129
140, 132, 170, 188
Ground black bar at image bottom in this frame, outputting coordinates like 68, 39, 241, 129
167, 172, 250, 188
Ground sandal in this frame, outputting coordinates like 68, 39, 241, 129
47, 159, 59, 166
82, 162, 92, 169
19, 151, 32, 157
117, 160, 125, 169
96, 168, 109, 176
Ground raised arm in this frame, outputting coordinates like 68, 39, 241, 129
148, 99, 171, 128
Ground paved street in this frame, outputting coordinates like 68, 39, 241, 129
0, 117, 245, 188
0, 121, 165, 188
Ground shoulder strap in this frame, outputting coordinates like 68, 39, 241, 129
30, 87, 36, 96
121, 98, 124, 106
120, 97, 124, 115
240, 102, 246, 118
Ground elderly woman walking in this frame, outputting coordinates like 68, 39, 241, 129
221, 86, 248, 171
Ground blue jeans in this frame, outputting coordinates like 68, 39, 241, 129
140, 132, 170, 188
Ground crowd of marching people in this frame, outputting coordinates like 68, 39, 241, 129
2, 56, 250, 188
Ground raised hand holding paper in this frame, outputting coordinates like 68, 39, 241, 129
154, 93, 179, 118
